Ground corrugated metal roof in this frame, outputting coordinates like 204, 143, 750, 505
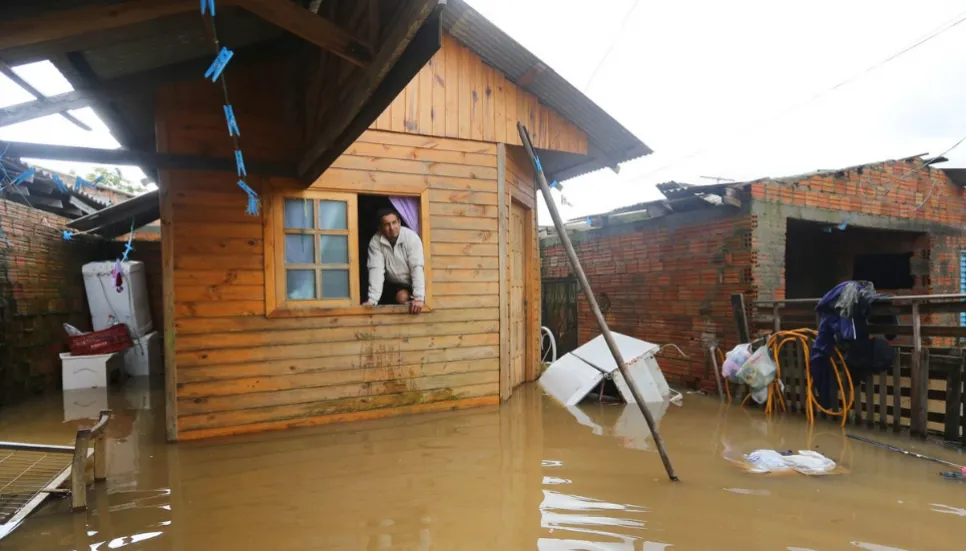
442, 0, 651, 181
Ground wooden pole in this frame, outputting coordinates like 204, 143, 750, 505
516, 122, 678, 481
71, 429, 91, 510
709, 346, 725, 402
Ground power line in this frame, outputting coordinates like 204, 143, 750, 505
584, 0, 642, 91
618, 8, 966, 186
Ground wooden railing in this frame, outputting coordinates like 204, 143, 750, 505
0, 409, 111, 511
733, 293, 966, 442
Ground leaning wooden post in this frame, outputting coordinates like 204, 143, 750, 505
71, 429, 91, 510
516, 122, 679, 482
93, 410, 111, 481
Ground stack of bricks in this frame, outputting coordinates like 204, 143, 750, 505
0, 199, 99, 406
540, 208, 755, 389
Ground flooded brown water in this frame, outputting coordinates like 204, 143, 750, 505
3, 379, 966, 550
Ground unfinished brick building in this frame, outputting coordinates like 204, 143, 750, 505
540, 155, 966, 389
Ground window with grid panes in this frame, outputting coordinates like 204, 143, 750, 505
276, 192, 360, 308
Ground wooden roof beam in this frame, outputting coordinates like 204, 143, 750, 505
0, 140, 295, 177
233, 0, 372, 67
0, 0, 197, 52
0, 89, 105, 129
298, 0, 442, 182
0, 60, 91, 131
0, 0, 371, 68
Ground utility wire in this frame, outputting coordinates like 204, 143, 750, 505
618, 8, 966, 186
584, 0, 642, 91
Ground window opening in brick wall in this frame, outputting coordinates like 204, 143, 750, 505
852, 253, 914, 290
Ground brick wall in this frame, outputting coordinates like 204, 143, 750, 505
0, 199, 99, 406
540, 207, 754, 388
750, 160, 966, 333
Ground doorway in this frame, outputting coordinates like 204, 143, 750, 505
509, 201, 531, 391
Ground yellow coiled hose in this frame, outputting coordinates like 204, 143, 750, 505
718, 329, 855, 426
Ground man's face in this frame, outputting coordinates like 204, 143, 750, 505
379, 213, 401, 240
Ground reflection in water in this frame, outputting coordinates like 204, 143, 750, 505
2, 382, 966, 549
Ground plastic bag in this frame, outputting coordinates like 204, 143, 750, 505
735, 345, 777, 391
721, 343, 751, 379
63, 323, 86, 337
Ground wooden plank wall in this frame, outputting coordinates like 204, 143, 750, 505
372, 34, 588, 156
506, 146, 541, 382
158, 62, 506, 439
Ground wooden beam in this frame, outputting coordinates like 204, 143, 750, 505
0, 89, 105, 128
0, 60, 91, 130
298, 0, 439, 180
0, 140, 295, 177
234, 0, 372, 67
370, 0, 381, 48
0, 0, 195, 52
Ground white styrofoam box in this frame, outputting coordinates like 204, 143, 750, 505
61, 352, 121, 390
539, 333, 670, 406
123, 331, 161, 376
83, 260, 153, 337
63, 387, 109, 421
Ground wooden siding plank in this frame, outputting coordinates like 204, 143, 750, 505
177, 320, 499, 352
355, 129, 497, 153
178, 372, 500, 415
178, 346, 500, 383
179, 359, 500, 398
443, 35, 460, 138
178, 390, 500, 436
330, 156, 497, 180
175, 307, 499, 335
493, 72, 507, 144
431, 43, 446, 136
458, 42, 471, 139
177, 333, 500, 367
418, 58, 433, 134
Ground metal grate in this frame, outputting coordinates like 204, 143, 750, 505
0, 450, 72, 524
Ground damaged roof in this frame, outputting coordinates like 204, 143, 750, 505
548, 153, 961, 235
0, 157, 114, 219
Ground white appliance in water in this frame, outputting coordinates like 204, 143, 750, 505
82, 260, 153, 337
539, 332, 671, 406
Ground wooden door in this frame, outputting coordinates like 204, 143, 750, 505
509, 201, 529, 390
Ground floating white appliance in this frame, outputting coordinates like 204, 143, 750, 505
539, 333, 671, 406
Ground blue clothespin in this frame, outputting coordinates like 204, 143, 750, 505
62, 230, 73, 241
235, 150, 247, 177
224, 105, 240, 137
121, 220, 136, 261
836, 213, 856, 231
585, 217, 592, 225
52, 174, 68, 194
73, 174, 103, 191
534, 156, 543, 173
237, 180, 260, 216
122, 241, 135, 261
201, 0, 216, 16
549, 180, 559, 190
205, 47, 234, 82
11, 167, 35, 187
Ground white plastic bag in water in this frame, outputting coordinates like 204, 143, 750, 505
721, 343, 751, 379
736, 345, 777, 392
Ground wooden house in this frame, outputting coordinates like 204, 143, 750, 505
0, 1, 649, 441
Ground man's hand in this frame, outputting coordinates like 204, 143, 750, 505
363, 300, 378, 307
410, 299, 424, 315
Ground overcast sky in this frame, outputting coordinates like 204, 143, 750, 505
2, 1, 966, 223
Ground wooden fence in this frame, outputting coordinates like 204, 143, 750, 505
733, 293, 966, 443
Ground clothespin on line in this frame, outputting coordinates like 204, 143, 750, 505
237, 180, 260, 216
205, 47, 233, 82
